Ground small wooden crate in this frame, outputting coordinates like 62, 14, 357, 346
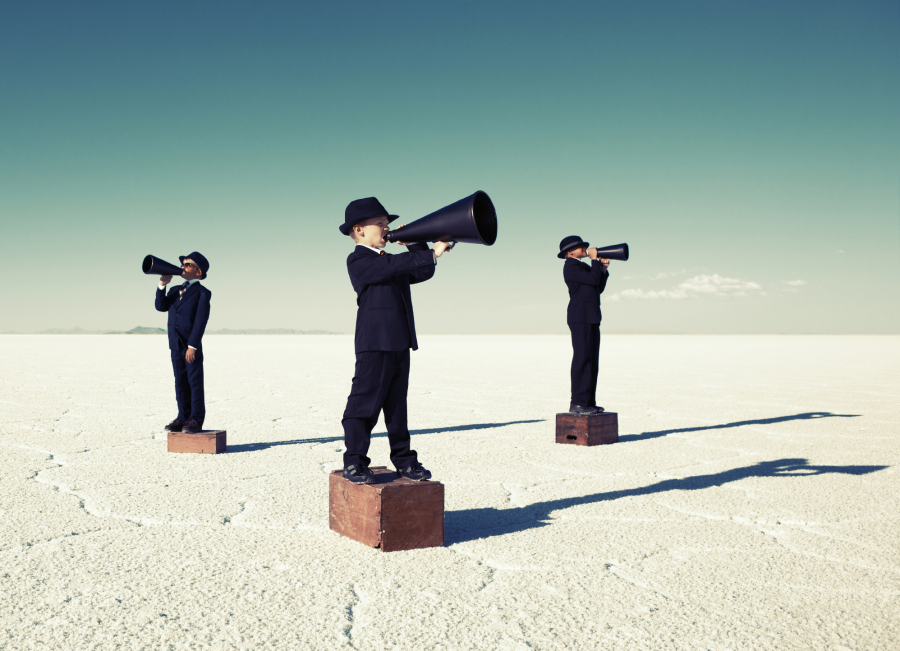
556, 413, 618, 446
167, 430, 227, 454
329, 467, 444, 552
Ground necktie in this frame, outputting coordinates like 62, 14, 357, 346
180, 282, 189, 299
379, 250, 386, 256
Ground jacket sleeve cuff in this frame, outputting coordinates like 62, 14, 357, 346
411, 251, 434, 268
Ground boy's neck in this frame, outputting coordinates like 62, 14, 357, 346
357, 242, 384, 251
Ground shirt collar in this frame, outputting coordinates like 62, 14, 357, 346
359, 245, 385, 255
184, 279, 199, 286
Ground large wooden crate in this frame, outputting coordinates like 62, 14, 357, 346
329, 467, 444, 552
556, 413, 618, 446
167, 430, 227, 454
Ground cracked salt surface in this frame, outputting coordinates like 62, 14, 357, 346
1, 334, 898, 650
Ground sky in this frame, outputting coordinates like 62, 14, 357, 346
1, 0, 897, 334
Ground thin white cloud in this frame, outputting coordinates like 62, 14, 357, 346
785, 280, 807, 287
607, 274, 763, 301
623, 269, 687, 282
648, 269, 686, 281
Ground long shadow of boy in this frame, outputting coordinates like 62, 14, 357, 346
447, 458, 887, 544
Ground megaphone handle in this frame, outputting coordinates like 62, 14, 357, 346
446, 241, 457, 250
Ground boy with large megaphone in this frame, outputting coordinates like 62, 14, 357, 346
153, 252, 212, 434
558, 236, 611, 415
338, 197, 453, 485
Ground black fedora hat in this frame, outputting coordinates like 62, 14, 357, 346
179, 252, 209, 279
339, 197, 398, 236
558, 235, 589, 259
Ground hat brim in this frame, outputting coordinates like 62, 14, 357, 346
339, 214, 399, 236
179, 255, 207, 279
557, 241, 589, 259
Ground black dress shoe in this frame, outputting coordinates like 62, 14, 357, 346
588, 405, 605, 413
181, 419, 202, 434
165, 419, 184, 432
569, 404, 597, 415
396, 462, 432, 481
343, 465, 375, 485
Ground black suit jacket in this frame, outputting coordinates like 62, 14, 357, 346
347, 243, 436, 353
155, 282, 212, 350
564, 258, 609, 324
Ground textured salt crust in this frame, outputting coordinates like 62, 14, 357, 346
0, 334, 898, 650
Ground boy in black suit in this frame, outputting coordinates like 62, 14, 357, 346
155, 252, 212, 434
559, 236, 610, 415
339, 197, 452, 484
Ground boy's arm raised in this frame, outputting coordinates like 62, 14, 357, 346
348, 248, 435, 285
155, 276, 178, 312
563, 256, 609, 289
406, 242, 436, 284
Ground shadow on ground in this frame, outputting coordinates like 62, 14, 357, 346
226, 419, 545, 453
446, 457, 886, 544
620, 411, 860, 443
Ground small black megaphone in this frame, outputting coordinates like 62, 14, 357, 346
595, 243, 629, 261
142, 255, 185, 277
385, 191, 498, 247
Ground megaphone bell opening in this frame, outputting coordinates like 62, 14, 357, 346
472, 191, 498, 246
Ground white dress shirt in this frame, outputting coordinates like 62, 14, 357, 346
358, 244, 436, 262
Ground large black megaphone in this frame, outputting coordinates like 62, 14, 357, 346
142, 255, 185, 277
595, 243, 629, 261
384, 191, 497, 246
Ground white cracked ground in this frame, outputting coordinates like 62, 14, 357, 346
1, 334, 898, 650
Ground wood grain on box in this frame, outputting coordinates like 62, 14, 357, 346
167, 430, 227, 454
555, 413, 618, 446
329, 467, 444, 552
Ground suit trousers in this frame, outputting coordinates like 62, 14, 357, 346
171, 348, 205, 425
569, 323, 600, 406
341, 349, 418, 469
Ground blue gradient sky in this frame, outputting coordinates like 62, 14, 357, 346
2, 1, 897, 334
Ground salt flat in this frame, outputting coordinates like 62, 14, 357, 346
1, 334, 898, 651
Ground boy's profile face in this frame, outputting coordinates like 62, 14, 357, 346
351, 216, 390, 249
181, 258, 203, 280
567, 246, 586, 259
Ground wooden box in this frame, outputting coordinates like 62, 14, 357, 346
167, 430, 227, 454
556, 412, 618, 446
329, 467, 444, 552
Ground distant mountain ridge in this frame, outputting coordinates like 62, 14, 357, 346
124, 326, 167, 335
210, 328, 338, 335
4, 327, 340, 335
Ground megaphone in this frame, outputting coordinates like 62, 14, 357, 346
385, 191, 498, 246
142, 255, 185, 277
595, 243, 629, 261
